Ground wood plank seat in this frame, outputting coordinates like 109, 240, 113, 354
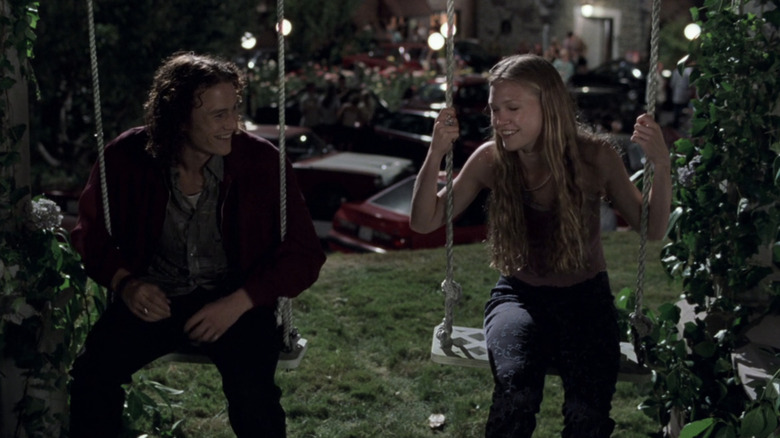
159, 335, 308, 370
430, 324, 651, 383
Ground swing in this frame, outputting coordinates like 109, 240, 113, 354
429, 0, 663, 384
85, 0, 307, 370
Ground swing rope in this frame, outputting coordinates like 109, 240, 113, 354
630, 0, 661, 361
85, 0, 110, 237
275, 0, 297, 354
437, 0, 461, 350
85, 0, 298, 355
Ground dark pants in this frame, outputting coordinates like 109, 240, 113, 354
69, 287, 285, 438
483, 272, 620, 438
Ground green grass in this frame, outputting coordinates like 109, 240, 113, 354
134, 231, 679, 437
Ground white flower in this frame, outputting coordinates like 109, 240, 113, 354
28, 197, 63, 231
0, 260, 20, 279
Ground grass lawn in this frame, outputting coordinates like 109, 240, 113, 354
134, 231, 679, 437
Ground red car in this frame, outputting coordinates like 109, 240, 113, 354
327, 173, 489, 253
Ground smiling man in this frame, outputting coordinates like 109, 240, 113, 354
69, 52, 326, 438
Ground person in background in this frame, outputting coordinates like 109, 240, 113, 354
68, 52, 326, 438
410, 54, 671, 437
316, 82, 341, 144
298, 81, 323, 129
553, 48, 575, 85
670, 57, 694, 130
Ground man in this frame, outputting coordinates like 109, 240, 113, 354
69, 52, 326, 437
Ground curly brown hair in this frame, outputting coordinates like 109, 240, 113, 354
486, 54, 595, 276
143, 52, 245, 165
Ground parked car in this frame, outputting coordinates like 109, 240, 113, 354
247, 122, 415, 236
569, 59, 647, 133
403, 74, 489, 115
367, 108, 490, 168
244, 121, 332, 162
293, 151, 415, 237
327, 173, 489, 253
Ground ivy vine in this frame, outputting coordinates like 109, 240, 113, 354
638, 1, 780, 436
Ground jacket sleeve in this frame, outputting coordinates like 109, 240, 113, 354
223, 134, 326, 308
242, 157, 326, 308
70, 141, 129, 288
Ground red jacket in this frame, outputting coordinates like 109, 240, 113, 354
71, 127, 326, 308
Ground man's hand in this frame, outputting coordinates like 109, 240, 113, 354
183, 289, 253, 343
119, 277, 171, 322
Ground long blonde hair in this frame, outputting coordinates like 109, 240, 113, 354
487, 54, 591, 275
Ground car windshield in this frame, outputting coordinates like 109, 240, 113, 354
369, 178, 445, 215
375, 112, 435, 136
286, 132, 329, 161
414, 81, 488, 110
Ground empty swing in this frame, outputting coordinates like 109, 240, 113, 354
429, 0, 664, 384
85, 0, 307, 369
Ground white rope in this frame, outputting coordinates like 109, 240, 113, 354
631, 0, 661, 348
437, 0, 460, 349
85, 0, 110, 236
275, 0, 296, 352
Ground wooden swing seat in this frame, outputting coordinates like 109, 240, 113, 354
158, 335, 308, 370
430, 324, 651, 383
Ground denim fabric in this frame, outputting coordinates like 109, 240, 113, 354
483, 272, 620, 438
69, 287, 284, 438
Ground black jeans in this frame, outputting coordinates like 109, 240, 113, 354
69, 287, 285, 438
483, 272, 620, 438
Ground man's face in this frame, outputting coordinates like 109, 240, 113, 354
182, 81, 240, 159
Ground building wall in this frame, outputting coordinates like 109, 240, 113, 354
426, 0, 477, 40
474, 0, 652, 66
350, 0, 658, 67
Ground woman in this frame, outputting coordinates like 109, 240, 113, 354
410, 54, 671, 437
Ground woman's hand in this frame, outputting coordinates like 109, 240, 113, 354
630, 113, 670, 168
430, 107, 460, 156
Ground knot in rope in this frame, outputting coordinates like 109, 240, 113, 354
436, 278, 462, 348
629, 311, 653, 338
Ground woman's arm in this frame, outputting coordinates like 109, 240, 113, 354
410, 108, 492, 234
606, 114, 672, 240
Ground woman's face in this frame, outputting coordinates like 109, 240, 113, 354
488, 79, 543, 154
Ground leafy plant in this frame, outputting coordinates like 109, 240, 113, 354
639, 0, 780, 435
121, 376, 186, 438
0, 2, 97, 437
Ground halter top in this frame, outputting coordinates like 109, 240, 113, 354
511, 195, 607, 287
